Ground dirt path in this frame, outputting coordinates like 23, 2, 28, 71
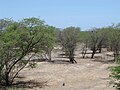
19, 56, 116, 90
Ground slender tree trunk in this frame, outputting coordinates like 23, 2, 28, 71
114, 49, 120, 62
70, 58, 74, 63
82, 47, 85, 58
114, 53, 118, 62
69, 50, 76, 63
5, 72, 10, 86
98, 47, 102, 53
68, 49, 77, 63
69, 56, 77, 63
82, 49, 87, 58
5, 60, 11, 86
48, 51, 51, 61
82, 42, 88, 58
82, 54, 85, 59
91, 47, 96, 59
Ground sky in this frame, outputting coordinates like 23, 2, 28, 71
0, 0, 120, 30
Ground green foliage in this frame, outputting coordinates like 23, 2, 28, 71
112, 66, 120, 79
79, 31, 89, 42
0, 17, 56, 86
111, 65, 120, 89
83, 28, 109, 58
104, 26, 120, 62
101, 24, 120, 90
60, 26, 80, 63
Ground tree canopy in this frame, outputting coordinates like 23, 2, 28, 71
0, 17, 56, 86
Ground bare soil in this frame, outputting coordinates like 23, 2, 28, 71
18, 48, 116, 90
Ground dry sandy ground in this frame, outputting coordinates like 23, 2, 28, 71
18, 49, 116, 90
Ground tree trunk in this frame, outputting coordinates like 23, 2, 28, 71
82, 47, 86, 59
48, 51, 51, 61
69, 49, 77, 63
5, 61, 11, 86
69, 57, 77, 63
5, 73, 11, 86
82, 49, 87, 58
114, 53, 118, 62
98, 47, 102, 53
70, 58, 74, 63
114, 50, 120, 62
91, 47, 96, 59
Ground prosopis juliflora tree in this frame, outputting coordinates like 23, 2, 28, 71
0, 17, 55, 86
60, 27, 80, 63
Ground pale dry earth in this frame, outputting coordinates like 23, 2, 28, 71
18, 48, 116, 90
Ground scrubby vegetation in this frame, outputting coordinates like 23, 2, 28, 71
0, 17, 120, 89
0, 17, 56, 86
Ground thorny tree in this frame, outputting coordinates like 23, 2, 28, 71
60, 27, 80, 63
0, 18, 55, 86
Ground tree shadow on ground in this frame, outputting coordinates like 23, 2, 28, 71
79, 55, 100, 59
31, 59, 47, 62
16, 76, 25, 79
50, 60, 73, 64
92, 59, 115, 64
0, 80, 48, 90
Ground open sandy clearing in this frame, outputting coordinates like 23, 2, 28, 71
19, 57, 116, 90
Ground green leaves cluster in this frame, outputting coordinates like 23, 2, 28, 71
111, 66, 120, 90
60, 27, 80, 63
0, 17, 56, 86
